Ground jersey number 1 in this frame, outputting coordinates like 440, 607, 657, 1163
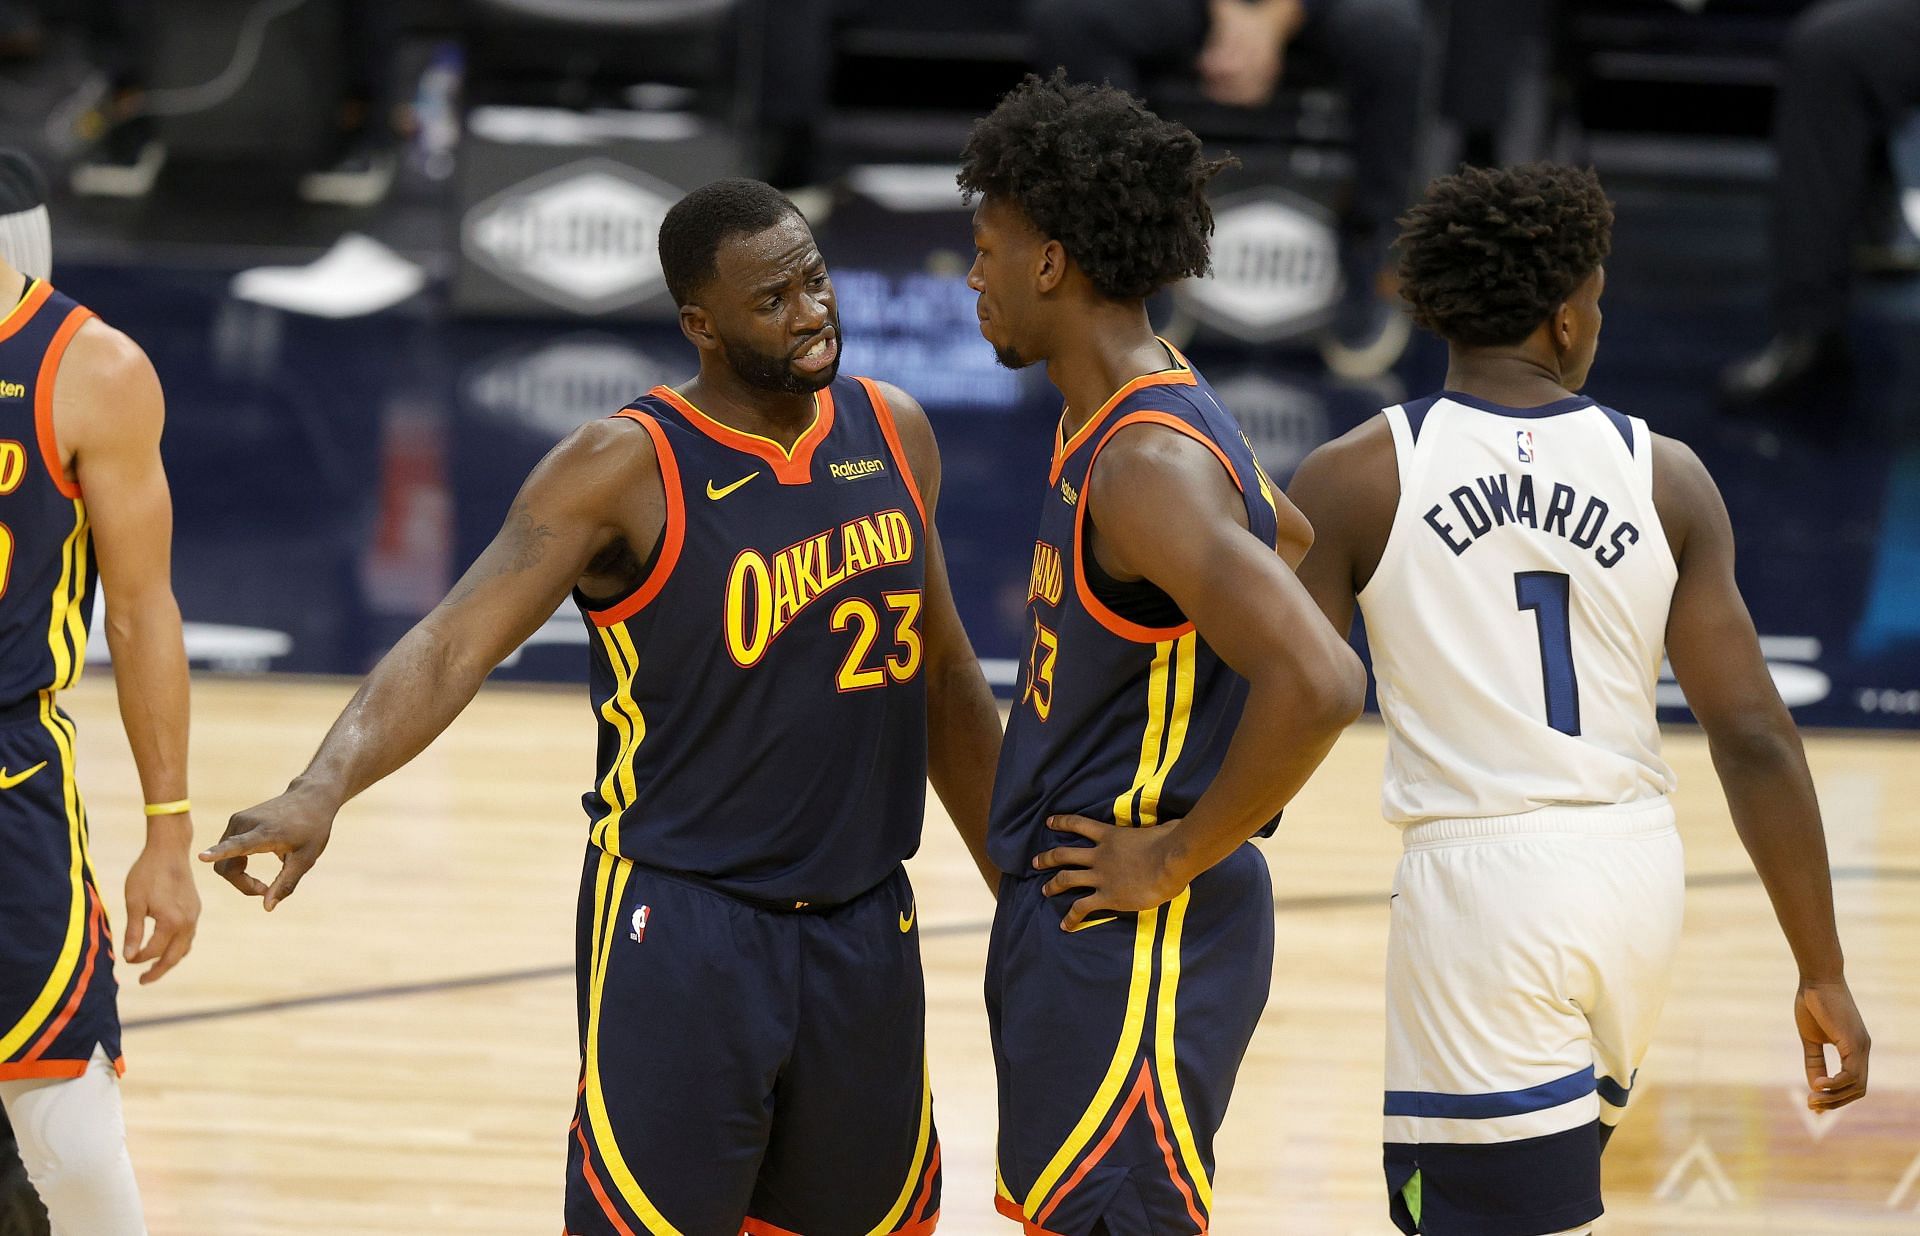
1514, 571, 1581, 736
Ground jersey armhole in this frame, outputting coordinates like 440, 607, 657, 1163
1356, 405, 1417, 602
1072, 410, 1241, 643
34, 306, 93, 501
1634, 417, 1681, 581
584, 410, 685, 627
855, 376, 927, 526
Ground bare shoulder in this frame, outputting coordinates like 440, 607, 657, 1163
1290, 414, 1395, 497
868, 378, 939, 479
1088, 418, 1242, 515
1650, 431, 1724, 561
55, 318, 162, 411
529, 415, 662, 510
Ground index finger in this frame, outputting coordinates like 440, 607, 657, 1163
212, 855, 269, 898
1032, 844, 1095, 871
199, 828, 276, 864
140, 925, 194, 986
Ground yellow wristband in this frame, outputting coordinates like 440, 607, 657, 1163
143, 799, 192, 817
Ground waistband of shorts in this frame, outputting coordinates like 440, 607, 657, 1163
1401, 796, 1676, 850
624, 857, 896, 914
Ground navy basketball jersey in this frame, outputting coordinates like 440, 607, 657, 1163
0, 281, 97, 709
988, 345, 1282, 873
574, 375, 929, 907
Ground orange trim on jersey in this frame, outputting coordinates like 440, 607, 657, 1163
0, 280, 51, 344
0, 1058, 89, 1081
1070, 410, 1250, 644
33, 305, 92, 500
571, 1114, 639, 1236
858, 376, 927, 525
651, 384, 834, 485
994, 1195, 1072, 1236
1141, 1068, 1208, 1231
1034, 1061, 1156, 1227
909, 1142, 942, 1225
23, 886, 104, 1062
1049, 350, 1198, 485
587, 411, 685, 627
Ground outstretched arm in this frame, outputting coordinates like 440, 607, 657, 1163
201, 419, 664, 909
877, 382, 1002, 893
1657, 435, 1868, 1111
55, 322, 198, 984
1036, 426, 1365, 928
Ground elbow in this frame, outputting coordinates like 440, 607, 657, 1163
1278, 641, 1367, 738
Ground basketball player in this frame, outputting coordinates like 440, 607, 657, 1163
961, 75, 1367, 1234
1286, 163, 1872, 1236
203, 178, 1002, 1236
0, 150, 201, 1235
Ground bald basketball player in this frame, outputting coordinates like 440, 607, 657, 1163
206, 178, 1001, 1236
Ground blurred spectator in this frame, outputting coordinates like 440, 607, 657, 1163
1027, 0, 1425, 377
70, 0, 400, 205
1440, 0, 1552, 167
1722, 0, 1920, 406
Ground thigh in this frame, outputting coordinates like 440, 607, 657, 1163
749, 867, 938, 1236
0, 713, 118, 1082
994, 844, 1273, 1236
565, 854, 790, 1236
1581, 828, 1685, 1134
1382, 841, 1605, 1236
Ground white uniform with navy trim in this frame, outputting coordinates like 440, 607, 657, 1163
1356, 391, 1687, 1236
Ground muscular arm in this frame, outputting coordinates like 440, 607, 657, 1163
1655, 435, 1869, 1110
203, 419, 665, 908
54, 321, 198, 982
1037, 426, 1366, 925
876, 382, 1002, 893
1286, 414, 1398, 637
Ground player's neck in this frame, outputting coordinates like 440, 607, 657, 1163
0, 261, 23, 307
1442, 349, 1578, 410
1049, 306, 1170, 441
678, 367, 819, 445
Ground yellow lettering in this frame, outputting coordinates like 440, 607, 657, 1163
0, 442, 25, 496
725, 551, 773, 666
843, 523, 872, 574
773, 552, 800, 633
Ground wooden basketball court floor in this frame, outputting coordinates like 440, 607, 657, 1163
62, 675, 1919, 1235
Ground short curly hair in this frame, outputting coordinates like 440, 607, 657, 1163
958, 71, 1234, 300
658, 178, 800, 307
1396, 163, 1614, 348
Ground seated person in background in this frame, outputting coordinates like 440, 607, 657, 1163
1722, 0, 1920, 407
1028, 0, 1425, 378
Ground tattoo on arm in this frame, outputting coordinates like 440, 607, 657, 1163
445, 506, 558, 607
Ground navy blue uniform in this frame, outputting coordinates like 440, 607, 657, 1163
563, 376, 940, 1236
987, 348, 1279, 1235
0, 280, 119, 1085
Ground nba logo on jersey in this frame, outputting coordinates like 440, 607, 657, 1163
630, 905, 650, 943
1516, 430, 1535, 463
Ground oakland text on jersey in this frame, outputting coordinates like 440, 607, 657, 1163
1422, 471, 1642, 568
724, 506, 916, 667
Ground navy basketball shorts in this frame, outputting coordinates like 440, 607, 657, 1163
565, 847, 940, 1236
987, 842, 1274, 1236
1382, 799, 1684, 1236
0, 697, 121, 1083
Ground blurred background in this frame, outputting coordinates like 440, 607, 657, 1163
0, 0, 1912, 721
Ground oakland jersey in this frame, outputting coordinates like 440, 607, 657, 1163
0, 280, 97, 707
1357, 390, 1679, 825
989, 345, 1282, 871
573, 375, 928, 908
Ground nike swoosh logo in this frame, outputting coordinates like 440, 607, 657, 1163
899, 903, 916, 933
706, 472, 758, 501
0, 761, 48, 789
1067, 915, 1119, 933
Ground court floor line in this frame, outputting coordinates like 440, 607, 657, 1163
124, 865, 1919, 1032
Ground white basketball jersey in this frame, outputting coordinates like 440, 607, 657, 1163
1357, 391, 1679, 825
